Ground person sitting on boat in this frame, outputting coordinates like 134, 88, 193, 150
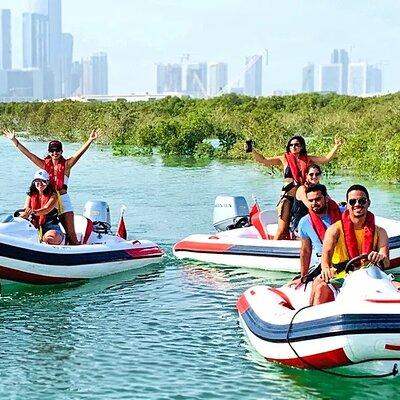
311, 184, 390, 305
289, 184, 342, 288
18, 169, 64, 245
290, 163, 324, 234
4, 128, 100, 245
248, 135, 343, 240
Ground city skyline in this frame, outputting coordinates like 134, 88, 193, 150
1, 0, 108, 100
1, 0, 400, 96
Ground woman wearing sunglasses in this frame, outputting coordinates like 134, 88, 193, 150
290, 164, 325, 233
18, 169, 64, 245
4, 128, 100, 245
248, 135, 342, 240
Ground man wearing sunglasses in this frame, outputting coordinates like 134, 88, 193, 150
311, 184, 390, 305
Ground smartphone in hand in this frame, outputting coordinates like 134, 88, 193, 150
245, 140, 254, 153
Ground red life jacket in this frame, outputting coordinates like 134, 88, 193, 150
284, 153, 308, 185
44, 156, 66, 191
29, 193, 51, 227
309, 199, 342, 243
341, 209, 375, 259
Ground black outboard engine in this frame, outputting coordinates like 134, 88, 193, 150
213, 196, 250, 231
83, 201, 111, 234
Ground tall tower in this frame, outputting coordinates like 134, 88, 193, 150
156, 63, 182, 93
61, 33, 73, 96
186, 62, 207, 98
208, 62, 227, 96
23, 12, 49, 69
244, 55, 262, 97
47, 0, 62, 97
25, 0, 63, 97
331, 49, 349, 94
319, 64, 342, 93
0, 9, 12, 70
91, 52, 108, 95
302, 63, 314, 93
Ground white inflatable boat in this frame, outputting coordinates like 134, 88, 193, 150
237, 258, 400, 375
0, 202, 164, 287
174, 196, 400, 273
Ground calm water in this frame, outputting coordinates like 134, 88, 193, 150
1, 139, 400, 399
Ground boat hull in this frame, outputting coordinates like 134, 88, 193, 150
174, 216, 400, 272
0, 225, 164, 286
237, 270, 400, 373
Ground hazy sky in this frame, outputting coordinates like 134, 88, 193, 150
2, 0, 400, 95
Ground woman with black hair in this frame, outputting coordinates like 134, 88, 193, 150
291, 163, 324, 233
19, 169, 64, 245
248, 135, 342, 239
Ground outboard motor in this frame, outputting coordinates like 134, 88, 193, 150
213, 196, 250, 231
83, 200, 111, 234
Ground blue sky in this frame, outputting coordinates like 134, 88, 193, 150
2, 0, 400, 95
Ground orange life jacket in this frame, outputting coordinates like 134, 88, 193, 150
284, 153, 309, 185
29, 193, 51, 227
44, 156, 66, 191
309, 199, 342, 243
341, 209, 375, 259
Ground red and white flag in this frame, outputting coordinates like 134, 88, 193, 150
249, 202, 261, 225
116, 206, 127, 239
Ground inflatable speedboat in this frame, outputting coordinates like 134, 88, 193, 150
0, 201, 164, 287
237, 257, 400, 375
173, 196, 400, 272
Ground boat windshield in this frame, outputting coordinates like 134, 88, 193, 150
1, 214, 14, 223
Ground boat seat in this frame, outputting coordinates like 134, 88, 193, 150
74, 215, 94, 244
60, 215, 94, 244
252, 210, 277, 239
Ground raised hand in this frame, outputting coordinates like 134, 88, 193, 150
334, 135, 344, 148
3, 129, 16, 141
89, 129, 101, 141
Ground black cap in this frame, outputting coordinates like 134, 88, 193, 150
48, 140, 63, 152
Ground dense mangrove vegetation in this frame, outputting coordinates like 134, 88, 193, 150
1, 92, 400, 181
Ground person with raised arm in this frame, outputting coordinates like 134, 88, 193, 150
4, 128, 100, 245
246, 135, 343, 239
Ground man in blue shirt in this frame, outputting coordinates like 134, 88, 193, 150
290, 184, 343, 287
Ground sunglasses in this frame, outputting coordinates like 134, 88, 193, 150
348, 197, 368, 206
49, 149, 61, 153
289, 142, 301, 148
308, 172, 321, 177
34, 179, 48, 185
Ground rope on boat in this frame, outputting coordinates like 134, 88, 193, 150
286, 305, 399, 379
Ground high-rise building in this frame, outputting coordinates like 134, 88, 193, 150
61, 33, 73, 96
70, 60, 83, 95
156, 63, 182, 93
244, 55, 262, 97
81, 58, 92, 95
25, 0, 62, 97
0, 68, 53, 101
208, 62, 227, 96
331, 49, 349, 94
23, 12, 49, 69
186, 62, 207, 98
91, 52, 108, 95
348, 62, 367, 95
47, 0, 62, 98
367, 65, 382, 94
0, 10, 12, 70
302, 63, 314, 93
319, 64, 342, 93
